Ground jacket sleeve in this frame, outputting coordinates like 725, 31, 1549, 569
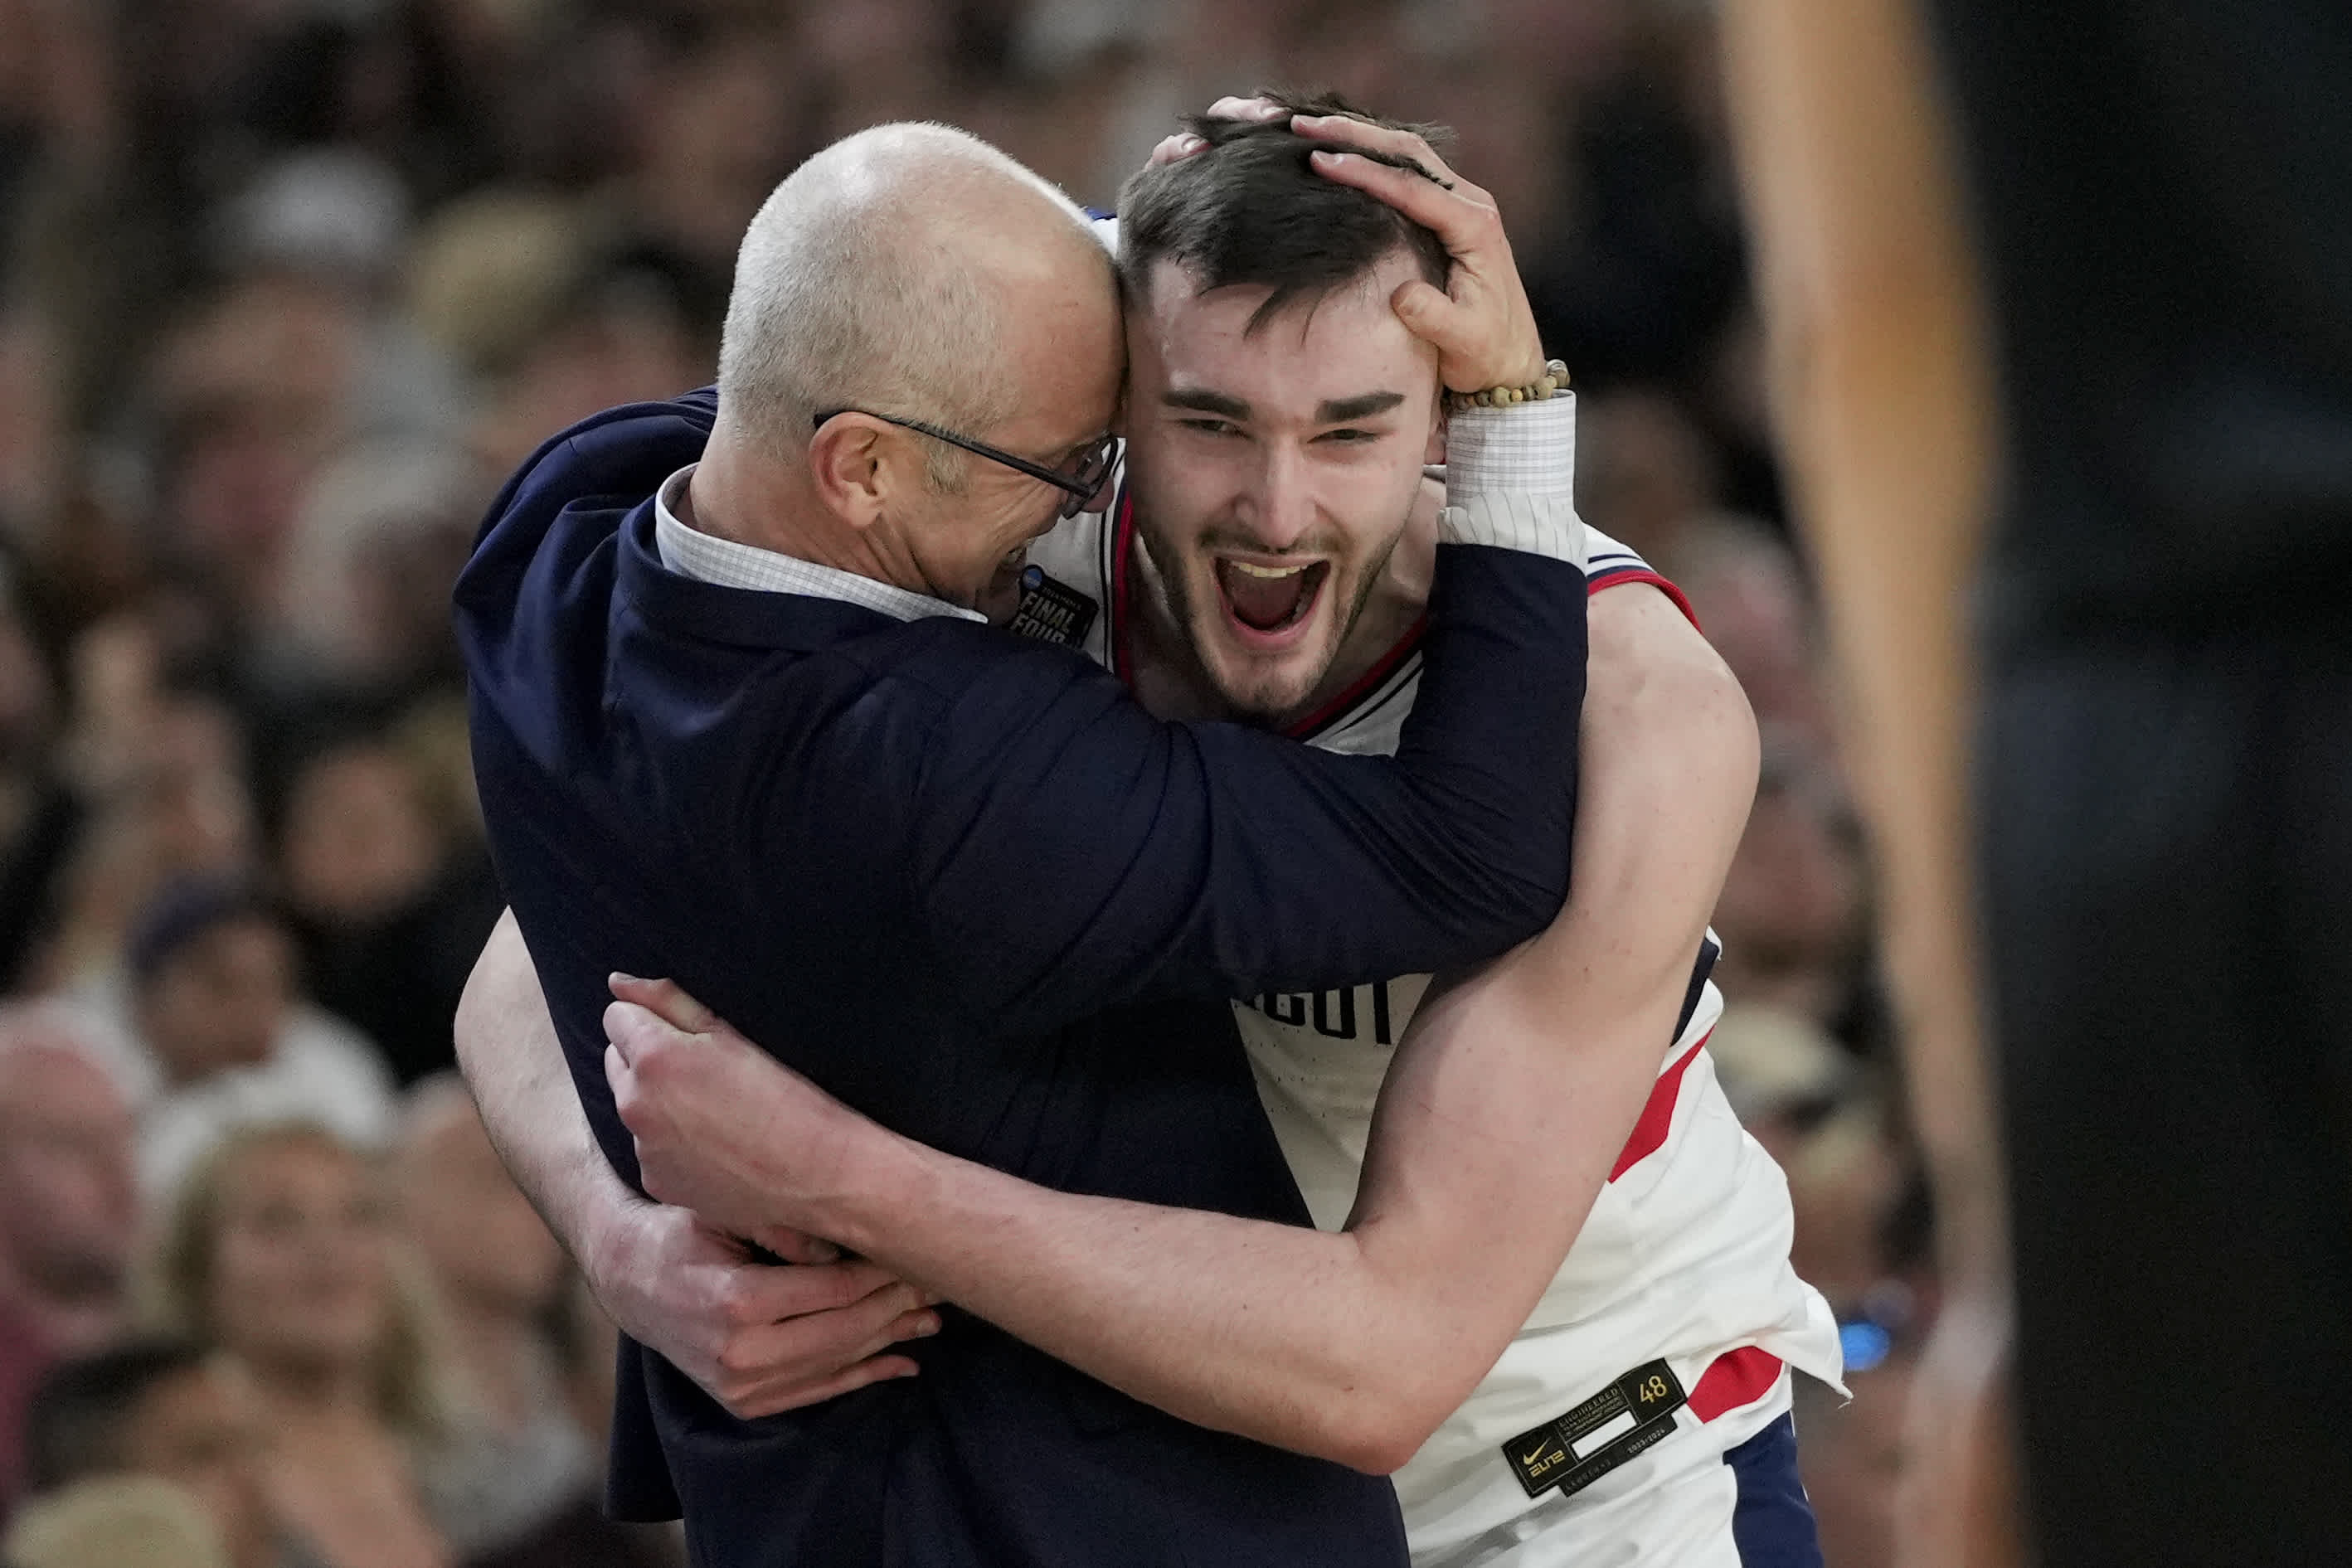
911, 544, 1587, 1033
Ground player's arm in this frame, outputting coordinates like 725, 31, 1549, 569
607, 580, 1752, 1472
453, 910, 937, 1418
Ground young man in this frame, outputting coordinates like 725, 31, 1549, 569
465, 103, 1840, 1566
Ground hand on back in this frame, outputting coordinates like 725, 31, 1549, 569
594, 973, 940, 1417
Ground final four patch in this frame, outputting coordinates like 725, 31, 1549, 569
1007, 564, 1100, 647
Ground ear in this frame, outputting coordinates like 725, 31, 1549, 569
1424, 401, 1447, 467
806, 415, 898, 530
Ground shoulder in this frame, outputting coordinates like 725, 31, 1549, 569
828, 620, 1164, 813
1583, 525, 1702, 628
864, 617, 1125, 725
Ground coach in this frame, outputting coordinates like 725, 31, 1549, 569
456, 124, 1585, 1566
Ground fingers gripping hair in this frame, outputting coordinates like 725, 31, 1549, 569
1117, 90, 1455, 333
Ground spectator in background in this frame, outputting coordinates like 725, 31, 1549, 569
1710, 1002, 1905, 1314
145, 1123, 452, 1568
1708, 738, 1868, 1027
393, 1079, 669, 1568
1672, 516, 1837, 757
393, 1081, 580, 1545
65, 876, 393, 1197
0, 559, 73, 989
1, 1473, 229, 1568
19, 1338, 277, 1568
1794, 1345, 1913, 1568
1573, 386, 1723, 570
31, 635, 255, 993
273, 721, 501, 1088
1706, 1000, 1858, 1171
0, 1009, 138, 1523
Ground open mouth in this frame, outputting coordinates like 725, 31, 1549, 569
1213, 557, 1330, 639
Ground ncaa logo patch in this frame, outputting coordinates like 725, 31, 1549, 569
1007, 564, 1100, 647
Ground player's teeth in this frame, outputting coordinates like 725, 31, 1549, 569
1227, 561, 1309, 579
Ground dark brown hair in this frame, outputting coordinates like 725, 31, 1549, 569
1116, 90, 1453, 334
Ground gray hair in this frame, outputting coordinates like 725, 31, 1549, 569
717, 123, 1095, 491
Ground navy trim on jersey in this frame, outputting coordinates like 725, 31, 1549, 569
1676, 934, 1722, 1041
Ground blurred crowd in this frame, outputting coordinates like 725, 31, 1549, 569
0, 1, 1931, 1564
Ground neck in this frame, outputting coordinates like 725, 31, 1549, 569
688, 438, 943, 600
436, 1291, 542, 1431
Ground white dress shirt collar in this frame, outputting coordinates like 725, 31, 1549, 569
651, 464, 986, 624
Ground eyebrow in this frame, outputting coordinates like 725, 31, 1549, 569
1315, 391, 1407, 424
1163, 387, 1251, 418
1161, 388, 1408, 424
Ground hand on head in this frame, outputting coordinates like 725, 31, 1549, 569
1149, 97, 1549, 394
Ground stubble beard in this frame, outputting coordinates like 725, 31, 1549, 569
1143, 513, 1404, 727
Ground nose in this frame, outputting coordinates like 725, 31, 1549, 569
1241, 441, 1317, 552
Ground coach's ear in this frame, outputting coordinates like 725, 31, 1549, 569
1425, 402, 1447, 467
809, 412, 906, 531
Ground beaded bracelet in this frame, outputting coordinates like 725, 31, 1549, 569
1447, 359, 1570, 414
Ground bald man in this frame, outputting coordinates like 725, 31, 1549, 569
0, 1012, 139, 1523
454, 122, 1591, 1565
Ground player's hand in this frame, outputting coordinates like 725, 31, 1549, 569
1290, 114, 1546, 394
577, 1194, 938, 1419
603, 973, 883, 1245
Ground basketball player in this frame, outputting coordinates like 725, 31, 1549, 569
467, 102, 1842, 1566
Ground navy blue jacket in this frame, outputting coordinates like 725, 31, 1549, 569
454, 390, 1589, 1567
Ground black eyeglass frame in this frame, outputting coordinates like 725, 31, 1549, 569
813, 408, 1115, 518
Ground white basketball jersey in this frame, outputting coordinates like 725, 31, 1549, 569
1021, 488, 1843, 1561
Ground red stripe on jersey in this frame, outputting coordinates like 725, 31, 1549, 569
1608, 1028, 1711, 1182
1110, 486, 1139, 687
1284, 615, 1427, 740
1588, 566, 1702, 631
1688, 1346, 1785, 1423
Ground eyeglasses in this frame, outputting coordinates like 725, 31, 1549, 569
814, 408, 1116, 518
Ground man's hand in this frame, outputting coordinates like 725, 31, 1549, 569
455, 915, 936, 1420
1148, 97, 1548, 393
603, 974, 897, 1247
581, 1195, 938, 1418
1295, 114, 1547, 392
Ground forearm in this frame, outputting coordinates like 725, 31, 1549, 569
818, 1125, 1440, 1471
1722, 0, 2005, 1285
454, 909, 643, 1267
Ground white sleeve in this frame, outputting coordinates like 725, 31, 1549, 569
1437, 391, 1588, 568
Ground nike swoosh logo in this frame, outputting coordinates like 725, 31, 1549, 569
1522, 1440, 1557, 1466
